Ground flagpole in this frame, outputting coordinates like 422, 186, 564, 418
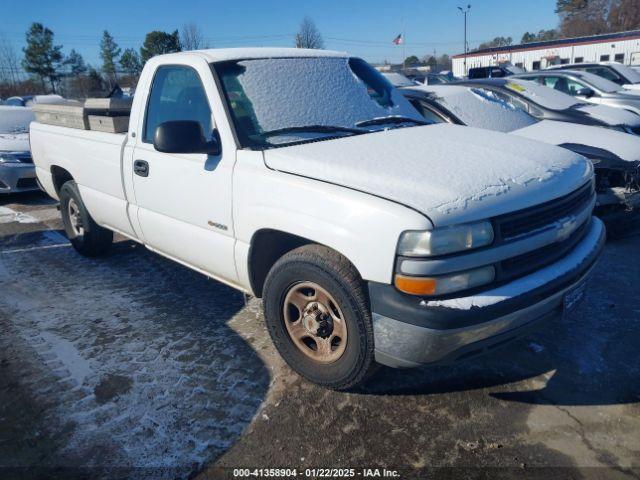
402, 19, 406, 70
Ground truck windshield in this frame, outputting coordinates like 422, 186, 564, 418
212, 57, 424, 149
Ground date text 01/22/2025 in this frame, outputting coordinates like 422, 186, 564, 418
232, 468, 401, 478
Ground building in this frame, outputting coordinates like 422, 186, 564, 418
452, 30, 640, 77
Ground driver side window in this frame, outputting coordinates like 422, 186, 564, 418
143, 66, 213, 144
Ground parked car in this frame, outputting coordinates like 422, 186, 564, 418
452, 77, 640, 134
512, 70, 640, 115
401, 84, 640, 219
5, 96, 28, 107
424, 73, 456, 85
31, 48, 604, 389
546, 62, 640, 91
0, 106, 39, 193
467, 64, 525, 79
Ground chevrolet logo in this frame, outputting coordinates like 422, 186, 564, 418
556, 216, 578, 242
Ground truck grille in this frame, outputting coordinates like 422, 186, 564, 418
493, 181, 594, 242
498, 218, 590, 282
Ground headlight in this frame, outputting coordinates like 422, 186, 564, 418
394, 265, 495, 296
0, 153, 23, 164
397, 221, 494, 257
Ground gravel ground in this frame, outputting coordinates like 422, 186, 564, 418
0, 192, 639, 480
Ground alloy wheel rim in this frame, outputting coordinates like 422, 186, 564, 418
67, 198, 84, 237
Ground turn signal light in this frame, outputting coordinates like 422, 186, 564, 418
394, 275, 437, 295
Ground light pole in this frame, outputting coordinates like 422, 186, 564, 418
458, 5, 471, 74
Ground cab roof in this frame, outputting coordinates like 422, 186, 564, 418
155, 47, 348, 64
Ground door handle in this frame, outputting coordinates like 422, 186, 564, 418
134, 160, 149, 177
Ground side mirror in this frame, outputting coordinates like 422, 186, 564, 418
575, 87, 595, 98
153, 120, 220, 155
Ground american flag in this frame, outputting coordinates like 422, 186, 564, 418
392, 34, 403, 45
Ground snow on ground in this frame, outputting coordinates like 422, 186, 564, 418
0, 230, 274, 478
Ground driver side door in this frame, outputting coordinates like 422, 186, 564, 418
130, 62, 238, 285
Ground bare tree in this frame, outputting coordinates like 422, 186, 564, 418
295, 17, 324, 49
181, 22, 208, 51
0, 35, 22, 85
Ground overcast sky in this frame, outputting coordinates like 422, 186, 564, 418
1, 0, 558, 65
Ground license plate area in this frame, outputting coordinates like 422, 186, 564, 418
564, 280, 586, 314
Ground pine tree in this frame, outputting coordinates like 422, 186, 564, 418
22, 22, 64, 92
119, 48, 142, 77
140, 30, 181, 64
64, 49, 87, 75
100, 30, 121, 83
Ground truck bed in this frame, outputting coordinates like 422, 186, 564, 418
30, 122, 137, 239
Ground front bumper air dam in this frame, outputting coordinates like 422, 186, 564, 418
371, 217, 606, 368
0, 163, 38, 193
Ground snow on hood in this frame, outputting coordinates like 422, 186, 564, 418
0, 106, 34, 134
0, 132, 30, 152
264, 124, 591, 226
0, 106, 33, 152
512, 120, 640, 162
574, 103, 640, 127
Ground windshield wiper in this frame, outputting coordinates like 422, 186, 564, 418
261, 125, 367, 137
355, 116, 429, 127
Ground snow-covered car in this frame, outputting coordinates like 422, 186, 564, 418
381, 72, 416, 87
451, 77, 640, 134
401, 84, 640, 217
0, 105, 38, 193
513, 70, 640, 116
31, 48, 604, 389
546, 62, 640, 91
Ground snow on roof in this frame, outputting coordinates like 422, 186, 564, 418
156, 47, 348, 64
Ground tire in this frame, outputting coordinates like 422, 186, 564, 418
59, 180, 113, 257
263, 244, 376, 390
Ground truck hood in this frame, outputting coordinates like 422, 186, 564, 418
574, 103, 640, 128
263, 124, 591, 226
512, 120, 640, 162
0, 132, 30, 153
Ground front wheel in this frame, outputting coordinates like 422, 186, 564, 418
59, 180, 113, 257
263, 245, 376, 390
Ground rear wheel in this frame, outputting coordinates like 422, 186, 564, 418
263, 245, 376, 390
59, 180, 113, 256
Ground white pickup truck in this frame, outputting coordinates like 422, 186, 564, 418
31, 48, 605, 389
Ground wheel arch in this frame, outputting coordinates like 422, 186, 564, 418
248, 229, 361, 298
50, 165, 74, 196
